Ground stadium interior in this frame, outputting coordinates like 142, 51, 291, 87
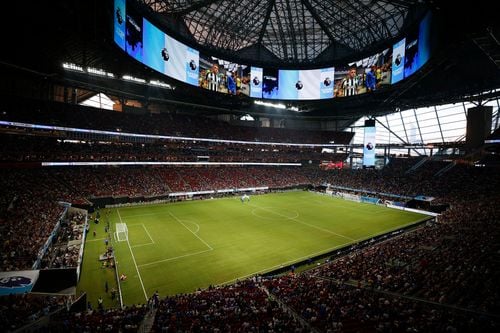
0, 0, 499, 332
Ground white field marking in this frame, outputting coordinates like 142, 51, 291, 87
251, 207, 299, 220
180, 220, 200, 233
219, 241, 352, 286
127, 224, 154, 247
141, 223, 155, 244
117, 212, 172, 219
310, 197, 429, 241
168, 212, 213, 250
299, 199, 363, 213
248, 203, 355, 242
137, 249, 213, 268
86, 237, 106, 242
116, 209, 148, 302
131, 242, 154, 248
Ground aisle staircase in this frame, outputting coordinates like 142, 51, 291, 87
138, 308, 157, 333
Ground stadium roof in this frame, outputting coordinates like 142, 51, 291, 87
142, 0, 428, 66
0, 0, 499, 120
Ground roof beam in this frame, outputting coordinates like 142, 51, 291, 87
166, 0, 221, 16
257, 0, 276, 46
285, 0, 298, 60
301, 0, 337, 44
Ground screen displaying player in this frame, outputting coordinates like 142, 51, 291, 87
114, 0, 433, 101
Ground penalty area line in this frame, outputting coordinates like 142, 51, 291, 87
141, 223, 155, 244
138, 249, 213, 268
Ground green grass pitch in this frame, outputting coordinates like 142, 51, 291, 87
78, 191, 429, 306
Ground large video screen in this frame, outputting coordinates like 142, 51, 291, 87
333, 48, 392, 97
363, 119, 376, 167
113, 0, 434, 100
250, 67, 263, 98
259, 68, 334, 100
198, 55, 250, 96
393, 11, 433, 84
113, 0, 126, 50
114, 1, 200, 87
124, 4, 143, 63
142, 20, 199, 86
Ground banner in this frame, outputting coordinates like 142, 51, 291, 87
391, 38, 406, 84
250, 67, 263, 98
113, 0, 126, 50
0, 270, 39, 296
363, 120, 376, 167
320, 67, 335, 99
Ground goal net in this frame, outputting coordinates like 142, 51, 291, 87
116, 223, 128, 242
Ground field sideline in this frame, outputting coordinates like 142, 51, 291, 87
78, 191, 430, 306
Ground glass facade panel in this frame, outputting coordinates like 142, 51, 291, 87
347, 96, 499, 156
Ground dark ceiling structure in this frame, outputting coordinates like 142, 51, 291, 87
142, 0, 426, 65
0, 0, 499, 122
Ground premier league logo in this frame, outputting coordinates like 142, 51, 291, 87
252, 77, 260, 86
189, 60, 197, 70
295, 80, 303, 90
161, 48, 169, 61
394, 54, 402, 67
323, 77, 331, 86
0, 276, 32, 288
116, 7, 123, 25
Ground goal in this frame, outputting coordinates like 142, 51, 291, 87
116, 223, 128, 242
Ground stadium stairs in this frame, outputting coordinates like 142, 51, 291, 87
316, 275, 499, 329
138, 308, 157, 333
434, 161, 457, 177
259, 285, 320, 333
405, 156, 429, 174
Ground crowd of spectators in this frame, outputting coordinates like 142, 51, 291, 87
0, 99, 353, 145
1, 159, 498, 270
152, 279, 305, 333
0, 169, 72, 271
50, 304, 149, 333
1, 102, 499, 331
41, 211, 86, 269
264, 274, 497, 332
0, 135, 345, 164
0, 159, 497, 331
0, 293, 67, 332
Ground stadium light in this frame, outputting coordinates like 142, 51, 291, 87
123, 75, 146, 83
150, 80, 172, 89
87, 67, 114, 77
254, 100, 286, 109
62, 62, 84, 72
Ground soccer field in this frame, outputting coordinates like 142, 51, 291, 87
79, 191, 429, 306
